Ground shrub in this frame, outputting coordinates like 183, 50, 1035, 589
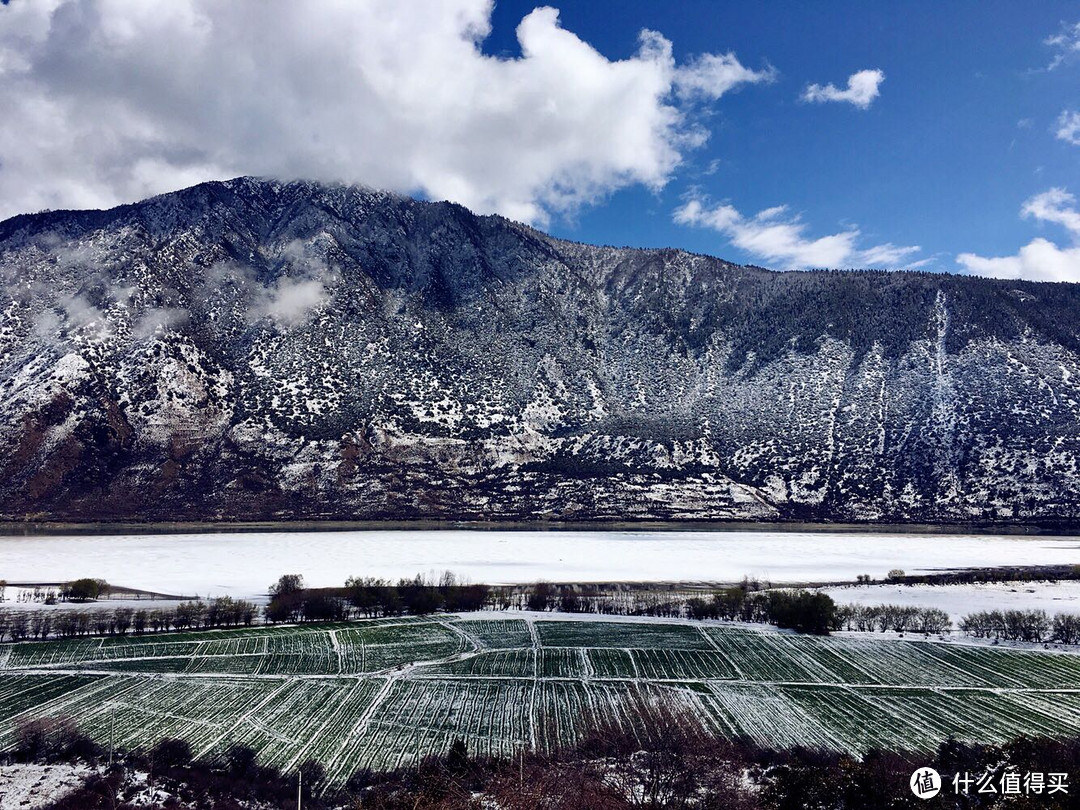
65, 578, 108, 601
224, 744, 259, 776
14, 716, 84, 762
686, 597, 719, 620
1053, 613, 1080, 644
269, 574, 304, 598
765, 590, 836, 635
149, 737, 193, 771
527, 581, 554, 612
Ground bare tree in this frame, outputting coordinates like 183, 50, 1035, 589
113, 608, 133, 635
10, 612, 29, 641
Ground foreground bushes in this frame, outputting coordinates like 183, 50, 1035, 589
13, 716, 100, 763
27, 708, 1080, 810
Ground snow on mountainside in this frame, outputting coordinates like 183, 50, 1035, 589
0, 176, 1078, 524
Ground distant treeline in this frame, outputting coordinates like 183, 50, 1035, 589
832, 604, 1080, 645
263, 576, 696, 622
682, 586, 837, 635
888, 564, 1080, 586
7, 572, 1080, 648
491, 578, 840, 635
264, 572, 489, 623
262, 575, 839, 635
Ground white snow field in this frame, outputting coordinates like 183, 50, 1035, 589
2, 614, 1080, 785
821, 580, 1080, 624
1, 529, 1078, 598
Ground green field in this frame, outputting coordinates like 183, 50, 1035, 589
2, 615, 1080, 785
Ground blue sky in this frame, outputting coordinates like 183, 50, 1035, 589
486, 1, 1080, 275
1, 1, 1079, 280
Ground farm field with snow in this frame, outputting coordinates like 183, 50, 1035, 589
2, 614, 1080, 785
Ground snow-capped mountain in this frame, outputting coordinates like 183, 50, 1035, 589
1, 177, 1078, 525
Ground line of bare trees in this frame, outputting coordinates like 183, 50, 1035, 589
489, 582, 692, 618
0, 596, 258, 642
494, 580, 772, 620
261, 573, 842, 635
833, 603, 952, 634
959, 609, 1080, 643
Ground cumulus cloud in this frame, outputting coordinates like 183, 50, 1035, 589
1056, 110, 1080, 145
0, 0, 772, 225
1045, 21, 1080, 70
801, 69, 884, 109
672, 195, 920, 269
957, 188, 1080, 282
957, 239, 1080, 283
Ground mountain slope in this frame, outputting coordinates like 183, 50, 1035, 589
1, 177, 1078, 524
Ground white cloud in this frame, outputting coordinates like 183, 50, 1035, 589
672, 50, 775, 101
801, 69, 884, 109
1056, 110, 1080, 145
957, 239, 1080, 283
1045, 21, 1080, 70
957, 188, 1080, 282
0, 1, 771, 225
1021, 187, 1080, 235
673, 195, 920, 269
240, 241, 337, 327
249, 277, 329, 328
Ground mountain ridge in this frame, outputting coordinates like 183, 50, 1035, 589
1, 177, 1078, 525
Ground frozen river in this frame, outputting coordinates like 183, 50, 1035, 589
1, 528, 1078, 599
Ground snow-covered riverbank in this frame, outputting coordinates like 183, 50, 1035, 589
819, 580, 1080, 624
